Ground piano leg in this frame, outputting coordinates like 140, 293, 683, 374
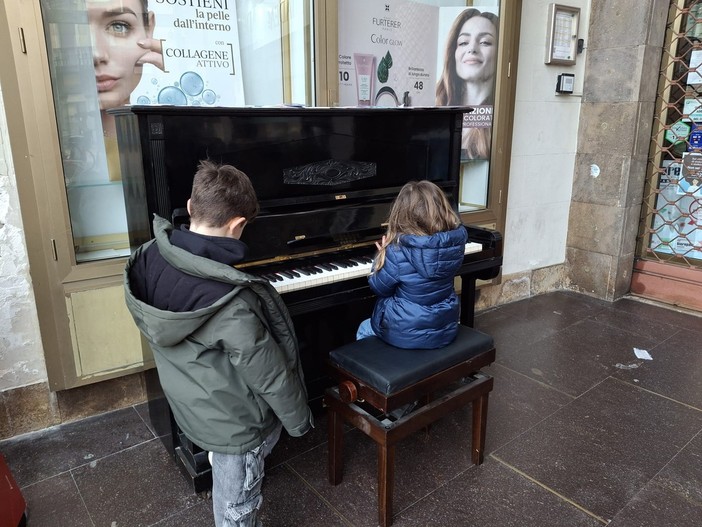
144, 367, 212, 494
460, 275, 478, 327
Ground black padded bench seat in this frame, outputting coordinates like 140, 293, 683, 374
329, 325, 495, 396
324, 325, 496, 527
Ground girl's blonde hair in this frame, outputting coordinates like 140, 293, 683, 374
374, 180, 461, 271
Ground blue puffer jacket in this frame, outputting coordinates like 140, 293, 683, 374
369, 225, 468, 349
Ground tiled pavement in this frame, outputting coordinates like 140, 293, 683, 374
2, 291, 701, 526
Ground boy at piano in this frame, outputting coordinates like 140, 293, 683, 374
356, 179, 468, 349
124, 160, 313, 527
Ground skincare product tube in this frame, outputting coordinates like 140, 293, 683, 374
354, 54, 376, 106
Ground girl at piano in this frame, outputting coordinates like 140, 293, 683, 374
356, 180, 468, 349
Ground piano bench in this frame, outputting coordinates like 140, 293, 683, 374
323, 325, 495, 527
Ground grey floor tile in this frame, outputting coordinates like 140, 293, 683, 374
611, 297, 702, 333
287, 425, 473, 527
0, 407, 154, 487
5, 291, 702, 527
23, 472, 93, 527
493, 377, 702, 522
475, 292, 610, 363
287, 397, 537, 527
260, 464, 349, 527
494, 318, 660, 397
475, 308, 564, 356
590, 303, 686, 344
72, 439, 201, 527
612, 328, 702, 410
148, 500, 214, 526
134, 402, 158, 438
265, 410, 332, 470
484, 364, 573, 453
393, 458, 602, 527
477, 291, 609, 330
608, 432, 702, 526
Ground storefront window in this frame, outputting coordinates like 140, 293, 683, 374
640, 0, 702, 266
40, 0, 314, 262
40, 0, 500, 263
337, 0, 500, 213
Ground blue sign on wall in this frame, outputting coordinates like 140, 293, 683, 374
689, 122, 702, 149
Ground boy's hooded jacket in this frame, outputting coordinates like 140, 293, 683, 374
124, 216, 312, 455
369, 225, 467, 349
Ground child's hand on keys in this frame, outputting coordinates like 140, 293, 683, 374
375, 235, 386, 251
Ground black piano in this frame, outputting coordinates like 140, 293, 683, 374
111, 105, 502, 492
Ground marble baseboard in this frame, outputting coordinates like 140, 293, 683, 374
0, 372, 147, 440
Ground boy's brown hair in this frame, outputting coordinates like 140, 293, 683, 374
189, 160, 260, 227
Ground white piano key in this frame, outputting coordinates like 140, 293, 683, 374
263, 240, 484, 294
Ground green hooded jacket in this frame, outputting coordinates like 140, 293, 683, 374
124, 216, 313, 454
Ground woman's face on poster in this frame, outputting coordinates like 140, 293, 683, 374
454, 15, 497, 84
89, 0, 153, 110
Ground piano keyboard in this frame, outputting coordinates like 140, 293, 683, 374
255, 241, 483, 294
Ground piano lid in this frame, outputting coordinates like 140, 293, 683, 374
111, 106, 468, 261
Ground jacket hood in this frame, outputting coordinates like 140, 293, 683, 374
124, 216, 263, 347
398, 226, 467, 279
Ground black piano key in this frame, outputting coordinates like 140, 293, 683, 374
317, 263, 333, 271
279, 270, 295, 279
296, 268, 312, 276
290, 270, 301, 278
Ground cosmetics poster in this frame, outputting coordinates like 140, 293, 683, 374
337, 0, 438, 108
436, 6, 499, 161
131, 1, 244, 106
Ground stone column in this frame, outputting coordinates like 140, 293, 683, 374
566, 0, 669, 300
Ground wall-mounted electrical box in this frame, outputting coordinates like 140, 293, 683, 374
556, 73, 575, 94
545, 4, 581, 65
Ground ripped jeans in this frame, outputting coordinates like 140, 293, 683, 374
211, 422, 282, 527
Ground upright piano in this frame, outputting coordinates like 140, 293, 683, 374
111, 105, 502, 492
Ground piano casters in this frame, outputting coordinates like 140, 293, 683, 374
323, 326, 496, 527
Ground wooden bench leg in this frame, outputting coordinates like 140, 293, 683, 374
378, 442, 395, 527
471, 392, 490, 465
328, 408, 344, 485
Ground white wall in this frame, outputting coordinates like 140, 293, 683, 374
0, 85, 47, 391
503, 0, 590, 276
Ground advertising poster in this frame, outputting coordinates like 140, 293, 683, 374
131, 1, 244, 107
337, 0, 439, 108
88, 0, 244, 184
436, 6, 499, 161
